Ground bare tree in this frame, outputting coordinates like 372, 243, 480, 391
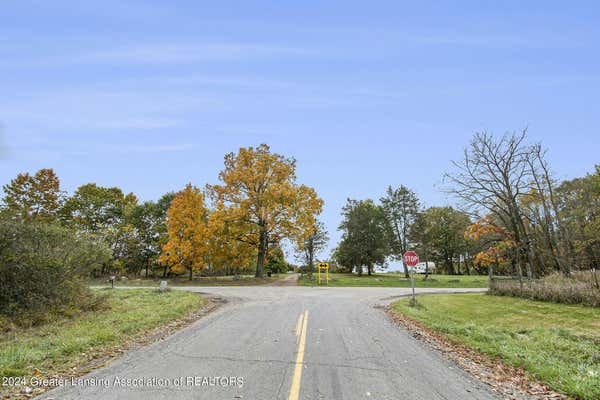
445, 130, 538, 279
526, 144, 571, 275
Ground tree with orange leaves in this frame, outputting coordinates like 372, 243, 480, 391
208, 144, 323, 277
160, 184, 209, 280
465, 215, 515, 274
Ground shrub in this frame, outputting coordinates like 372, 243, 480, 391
0, 219, 112, 324
489, 272, 600, 307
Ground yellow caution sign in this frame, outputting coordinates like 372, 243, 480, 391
317, 262, 329, 286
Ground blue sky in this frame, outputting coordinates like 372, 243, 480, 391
1, 1, 599, 261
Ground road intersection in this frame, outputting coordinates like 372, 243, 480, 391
38, 286, 497, 400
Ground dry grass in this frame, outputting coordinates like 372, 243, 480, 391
489, 271, 600, 307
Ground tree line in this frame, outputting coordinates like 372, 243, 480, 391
333, 188, 474, 277
0, 144, 323, 282
2, 132, 597, 287
334, 130, 599, 279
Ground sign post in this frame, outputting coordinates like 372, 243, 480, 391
317, 262, 329, 286
403, 251, 419, 305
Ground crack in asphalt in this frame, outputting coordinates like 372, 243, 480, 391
167, 352, 398, 374
275, 355, 289, 399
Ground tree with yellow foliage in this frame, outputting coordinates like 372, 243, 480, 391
206, 207, 255, 275
160, 184, 209, 280
208, 144, 323, 277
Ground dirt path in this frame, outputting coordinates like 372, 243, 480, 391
266, 272, 299, 286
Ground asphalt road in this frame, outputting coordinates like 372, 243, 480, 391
38, 286, 498, 400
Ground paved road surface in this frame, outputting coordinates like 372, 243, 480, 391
38, 286, 498, 400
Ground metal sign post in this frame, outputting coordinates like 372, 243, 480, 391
317, 262, 329, 286
410, 268, 415, 302
403, 251, 419, 305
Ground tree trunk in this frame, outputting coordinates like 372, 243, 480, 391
402, 235, 409, 279
308, 239, 314, 278
367, 264, 373, 276
256, 226, 267, 278
401, 261, 409, 278
189, 264, 193, 281
514, 248, 524, 294
445, 253, 454, 274
538, 151, 572, 276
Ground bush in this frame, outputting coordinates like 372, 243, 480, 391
489, 271, 600, 307
0, 219, 112, 324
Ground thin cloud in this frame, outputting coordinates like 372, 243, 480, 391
113, 143, 194, 154
75, 42, 316, 65
99, 118, 180, 130
0, 41, 317, 69
6, 141, 194, 162
401, 31, 588, 49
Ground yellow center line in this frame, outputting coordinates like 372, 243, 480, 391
295, 312, 304, 342
289, 310, 308, 400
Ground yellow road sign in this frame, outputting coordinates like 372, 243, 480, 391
317, 262, 329, 285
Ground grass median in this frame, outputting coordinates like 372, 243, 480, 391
299, 273, 488, 288
392, 293, 600, 400
0, 289, 205, 398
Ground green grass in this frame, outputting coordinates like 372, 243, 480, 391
0, 289, 204, 397
392, 293, 600, 400
88, 273, 286, 287
299, 272, 488, 288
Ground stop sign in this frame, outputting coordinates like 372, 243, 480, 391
403, 251, 419, 267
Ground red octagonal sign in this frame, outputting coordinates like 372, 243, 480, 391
403, 251, 419, 267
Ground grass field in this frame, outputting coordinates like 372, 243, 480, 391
392, 293, 600, 400
89, 273, 285, 287
298, 273, 488, 288
0, 289, 205, 398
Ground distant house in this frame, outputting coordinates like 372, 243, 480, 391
412, 261, 436, 274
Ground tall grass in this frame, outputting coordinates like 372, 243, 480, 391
489, 271, 600, 307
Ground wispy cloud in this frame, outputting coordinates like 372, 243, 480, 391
99, 118, 180, 130
0, 42, 316, 68
398, 31, 589, 49
8, 141, 195, 161
0, 89, 218, 132
112, 143, 194, 154
79, 42, 315, 64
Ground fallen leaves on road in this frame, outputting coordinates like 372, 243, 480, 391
386, 308, 568, 400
